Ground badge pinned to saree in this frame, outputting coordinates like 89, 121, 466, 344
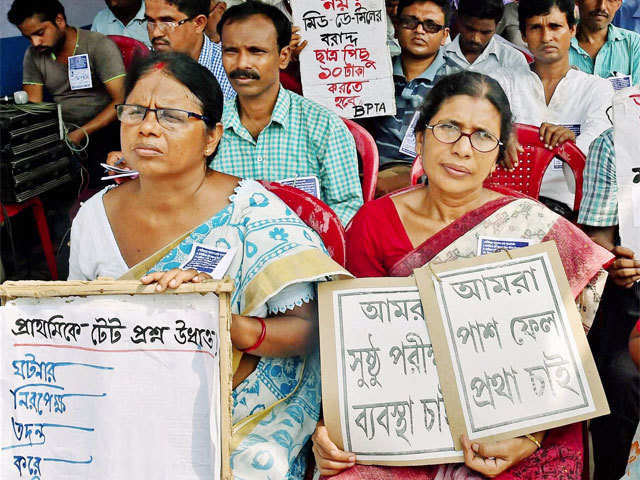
181, 244, 237, 278
414, 242, 609, 450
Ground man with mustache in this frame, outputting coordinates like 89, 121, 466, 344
363, 0, 451, 196
8, 0, 126, 187
92, 0, 151, 47
211, 1, 363, 225
145, 0, 234, 99
440, 0, 529, 77
496, 0, 613, 216
570, 0, 640, 86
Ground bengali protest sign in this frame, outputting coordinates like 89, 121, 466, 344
292, 0, 396, 119
613, 87, 640, 256
318, 277, 463, 466
414, 243, 608, 450
0, 279, 233, 480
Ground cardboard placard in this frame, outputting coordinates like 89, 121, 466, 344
318, 277, 463, 466
292, 0, 396, 119
0, 279, 233, 480
414, 242, 608, 450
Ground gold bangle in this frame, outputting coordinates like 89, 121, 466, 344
523, 433, 541, 449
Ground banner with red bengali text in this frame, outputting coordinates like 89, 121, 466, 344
292, 0, 396, 119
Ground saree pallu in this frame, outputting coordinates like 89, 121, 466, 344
143, 179, 351, 480
336, 193, 613, 480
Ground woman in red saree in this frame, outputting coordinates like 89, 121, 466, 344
312, 71, 613, 479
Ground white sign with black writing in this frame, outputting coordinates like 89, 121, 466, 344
292, 0, 396, 119
613, 87, 640, 254
318, 278, 463, 465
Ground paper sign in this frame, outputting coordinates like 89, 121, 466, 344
399, 111, 420, 158
0, 280, 233, 480
476, 236, 530, 256
608, 74, 632, 91
279, 176, 321, 198
181, 244, 237, 278
318, 277, 463, 466
292, 0, 396, 119
414, 242, 608, 448
68, 54, 93, 90
613, 88, 640, 254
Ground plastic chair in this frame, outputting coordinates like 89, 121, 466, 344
342, 118, 379, 202
410, 123, 586, 213
260, 180, 347, 267
107, 35, 150, 70
0, 198, 58, 280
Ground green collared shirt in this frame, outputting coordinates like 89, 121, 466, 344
210, 87, 363, 225
569, 24, 640, 85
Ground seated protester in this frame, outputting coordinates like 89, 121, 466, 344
213, 1, 363, 225
312, 71, 613, 479
570, 0, 640, 86
496, 0, 529, 50
496, 0, 613, 216
576, 128, 640, 480
146, 0, 234, 100
92, 0, 151, 47
204, 0, 227, 42
614, 0, 640, 34
68, 52, 350, 480
361, 0, 451, 196
439, 0, 530, 77
8, 0, 126, 188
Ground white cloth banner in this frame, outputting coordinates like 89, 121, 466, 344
1, 293, 222, 480
613, 87, 640, 255
292, 0, 396, 119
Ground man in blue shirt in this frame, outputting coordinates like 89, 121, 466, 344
145, 0, 235, 99
92, 0, 151, 47
570, 0, 640, 86
362, 0, 450, 195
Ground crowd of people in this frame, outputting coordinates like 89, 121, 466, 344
5, 0, 640, 478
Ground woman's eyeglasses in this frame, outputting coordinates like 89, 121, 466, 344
397, 16, 445, 34
115, 104, 209, 130
426, 123, 502, 153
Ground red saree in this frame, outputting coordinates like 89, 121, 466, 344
338, 190, 614, 480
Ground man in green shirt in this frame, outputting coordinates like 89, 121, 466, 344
570, 0, 640, 86
212, 1, 363, 225
8, 0, 126, 186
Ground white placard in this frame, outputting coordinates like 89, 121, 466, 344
292, 0, 396, 119
426, 252, 598, 440
613, 87, 640, 254
1, 293, 223, 480
320, 280, 462, 465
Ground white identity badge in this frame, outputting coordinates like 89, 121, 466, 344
279, 176, 321, 198
180, 244, 237, 278
399, 110, 420, 158
68, 54, 93, 90
552, 124, 581, 169
477, 236, 531, 256
608, 74, 632, 91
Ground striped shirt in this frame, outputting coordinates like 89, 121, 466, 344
569, 24, 640, 86
211, 87, 363, 225
198, 34, 235, 101
578, 128, 619, 226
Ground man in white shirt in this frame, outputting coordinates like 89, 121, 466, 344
497, 0, 613, 213
440, 0, 529, 76
92, 0, 151, 47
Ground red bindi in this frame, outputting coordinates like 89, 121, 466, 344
153, 61, 166, 70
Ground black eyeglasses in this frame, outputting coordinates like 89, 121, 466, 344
146, 15, 195, 32
426, 123, 502, 152
398, 16, 445, 34
116, 104, 209, 130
